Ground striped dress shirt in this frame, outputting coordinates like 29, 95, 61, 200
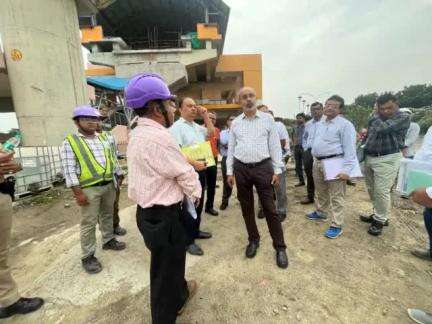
60, 132, 122, 188
227, 111, 283, 175
127, 118, 202, 209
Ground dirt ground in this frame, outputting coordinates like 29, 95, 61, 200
4, 166, 432, 324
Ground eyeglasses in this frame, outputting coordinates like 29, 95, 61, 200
79, 117, 100, 123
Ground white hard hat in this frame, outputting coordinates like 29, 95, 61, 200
400, 108, 412, 114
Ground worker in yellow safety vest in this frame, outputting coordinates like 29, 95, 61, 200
60, 105, 126, 274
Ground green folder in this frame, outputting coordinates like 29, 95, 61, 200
406, 169, 432, 194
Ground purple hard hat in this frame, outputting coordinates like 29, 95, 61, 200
125, 73, 175, 109
72, 105, 101, 119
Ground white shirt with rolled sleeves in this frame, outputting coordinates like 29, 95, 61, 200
404, 122, 420, 157
415, 126, 432, 162
170, 117, 207, 147
227, 111, 284, 176
311, 115, 357, 175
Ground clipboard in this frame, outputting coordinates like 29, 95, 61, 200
181, 141, 215, 167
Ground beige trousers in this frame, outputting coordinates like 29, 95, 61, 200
0, 193, 19, 308
313, 160, 347, 227
80, 183, 115, 259
364, 152, 401, 223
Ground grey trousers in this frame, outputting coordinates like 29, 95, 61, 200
80, 183, 115, 259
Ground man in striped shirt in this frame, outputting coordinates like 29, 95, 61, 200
126, 73, 200, 324
227, 87, 288, 269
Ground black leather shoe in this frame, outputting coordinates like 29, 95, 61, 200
82, 255, 103, 274
113, 226, 127, 236
197, 231, 212, 239
360, 214, 389, 226
103, 238, 126, 251
187, 243, 204, 256
347, 180, 356, 186
368, 220, 384, 236
294, 182, 305, 187
205, 208, 219, 216
276, 250, 289, 269
279, 214, 287, 222
220, 201, 228, 210
245, 242, 259, 258
258, 209, 265, 219
300, 198, 314, 205
0, 297, 44, 319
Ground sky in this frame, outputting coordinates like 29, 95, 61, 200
1, 0, 432, 131
222, 0, 432, 118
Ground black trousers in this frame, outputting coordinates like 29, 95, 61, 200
136, 204, 189, 324
221, 156, 232, 204
205, 158, 217, 210
234, 159, 286, 250
303, 148, 315, 200
294, 145, 305, 183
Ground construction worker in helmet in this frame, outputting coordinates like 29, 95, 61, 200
60, 105, 126, 274
126, 73, 201, 324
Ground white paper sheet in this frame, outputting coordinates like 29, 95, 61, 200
184, 196, 198, 219
322, 157, 363, 181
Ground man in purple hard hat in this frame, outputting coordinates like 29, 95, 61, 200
126, 73, 200, 324
60, 105, 126, 274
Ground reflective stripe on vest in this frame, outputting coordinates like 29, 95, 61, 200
66, 134, 115, 188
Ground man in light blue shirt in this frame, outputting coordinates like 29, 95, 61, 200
307, 95, 358, 239
170, 97, 215, 256
301, 102, 324, 205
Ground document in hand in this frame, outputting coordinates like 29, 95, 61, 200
181, 141, 215, 167
184, 196, 198, 219
397, 158, 432, 195
322, 157, 363, 181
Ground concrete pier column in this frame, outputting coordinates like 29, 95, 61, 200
0, 0, 88, 146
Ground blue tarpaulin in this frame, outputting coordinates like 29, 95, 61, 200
87, 76, 129, 91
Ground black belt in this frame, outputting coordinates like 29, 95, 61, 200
147, 202, 182, 210
89, 180, 112, 187
235, 158, 271, 168
316, 154, 343, 161
366, 151, 399, 157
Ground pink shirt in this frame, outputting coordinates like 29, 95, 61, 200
127, 118, 202, 208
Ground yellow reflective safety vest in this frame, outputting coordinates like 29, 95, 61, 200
66, 133, 116, 188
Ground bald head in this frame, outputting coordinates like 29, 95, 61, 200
237, 87, 257, 115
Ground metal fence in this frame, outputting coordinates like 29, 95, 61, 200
13, 146, 63, 197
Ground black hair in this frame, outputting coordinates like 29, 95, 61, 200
226, 114, 236, 124
310, 101, 323, 109
296, 113, 306, 119
376, 93, 398, 106
326, 95, 345, 109
133, 99, 165, 117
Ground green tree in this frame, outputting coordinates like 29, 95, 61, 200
343, 105, 373, 131
396, 84, 432, 108
354, 93, 378, 108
